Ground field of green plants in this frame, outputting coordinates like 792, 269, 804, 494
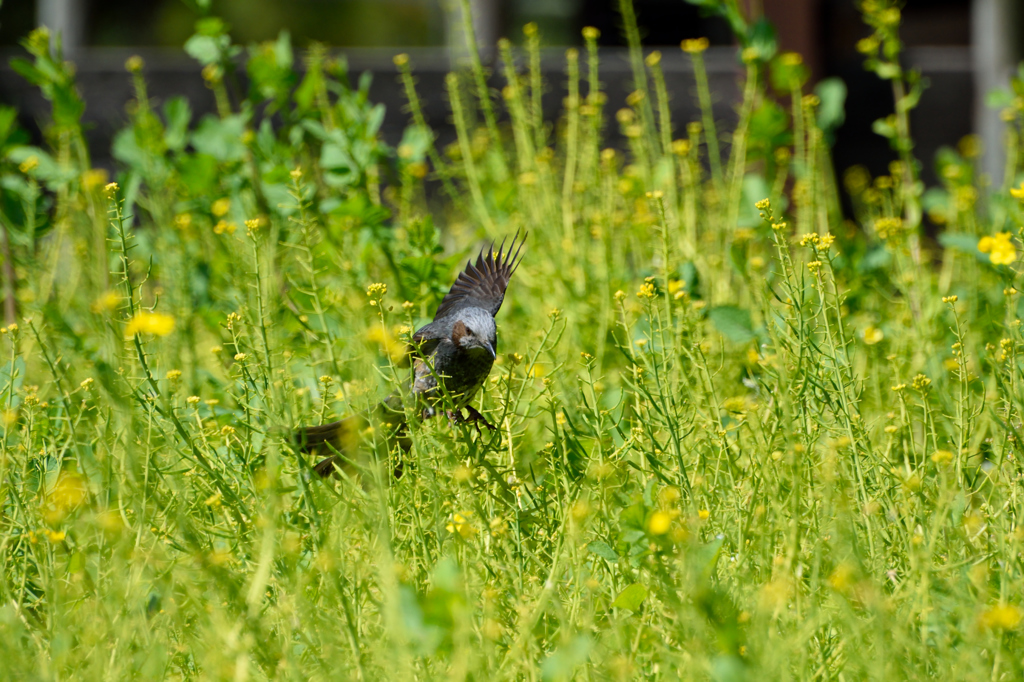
3, 0, 1024, 678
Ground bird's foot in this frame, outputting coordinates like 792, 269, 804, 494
462, 405, 497, 431
446, 407, 495, 431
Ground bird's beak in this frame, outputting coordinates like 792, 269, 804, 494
486, 341, 496, 359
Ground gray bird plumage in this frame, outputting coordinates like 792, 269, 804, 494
297, 232, 526, 477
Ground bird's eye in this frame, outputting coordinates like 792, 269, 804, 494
465, 327, 474, 336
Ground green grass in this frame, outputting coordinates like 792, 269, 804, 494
3, 1, 1024, 679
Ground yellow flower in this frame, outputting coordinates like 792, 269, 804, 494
985, 232, 1017, 265
211, 198, 231, 217
92, 290, 121, 313
446, 512, 477, 539
979, 604, 1023, 631
366, 325, 405, 363
213, 220, 237, 235
46, 473, 87, 522
82, 168, 109, 191
202, 64, 222, 83
873, 217, 903, 240
582, 26, 600, 40
958, 134, 982, 159
828, 561, 857, 592
863, 326, 883, 345
44, 529, 66, 543
648, 511, 673, 535
698, 509, 710, 521
856, 36, 879, 55
1010, 182, 1024, 200
125, 311, 175, 337
19, 156, 39, 174
681, 37, 709, 54
637, 282, 657, 299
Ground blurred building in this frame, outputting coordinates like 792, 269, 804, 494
1, 0, 1020, 184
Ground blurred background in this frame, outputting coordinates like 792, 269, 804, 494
1, 0, 1021, 185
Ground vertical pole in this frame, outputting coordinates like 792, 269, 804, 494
37, 0, 86, 56
446, 0, 501, 67
973, 0, 1017, 184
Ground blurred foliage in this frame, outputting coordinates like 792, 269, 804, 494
3, 1, 1024, 680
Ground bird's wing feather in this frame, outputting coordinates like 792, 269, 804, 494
411, 322, 444, 357
433, 231, 526, 319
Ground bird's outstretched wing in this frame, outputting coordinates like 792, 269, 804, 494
433, 231, 526, 320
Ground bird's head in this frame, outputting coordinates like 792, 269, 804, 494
451, 308, 497, 359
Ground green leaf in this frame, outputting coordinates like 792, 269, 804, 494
938, 232, 984, 259
708, 305, 755, 344
587, 541, 618, 562
163, 97, 192, 152
746, 17, 777, 61
738, 174, 770, 227
611, 583, 647, 611
184, 34, 222, 65
191, 114, 247, 162
872, 116, 897, 139
815, 77, 847, 134
986, 87, 1014, 110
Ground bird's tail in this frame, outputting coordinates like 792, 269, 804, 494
295, 416, 363, 477
295, 396, 409, 478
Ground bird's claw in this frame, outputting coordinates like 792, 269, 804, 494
447, 406, 497, 431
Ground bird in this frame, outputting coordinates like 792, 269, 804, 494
296, 232, 526, 478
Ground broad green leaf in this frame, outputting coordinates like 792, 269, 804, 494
709, 305, 755, 344
611, 583, 647, 611
587, 541, 618, 562
938, 232, 984, 259
815, 77, 847, 134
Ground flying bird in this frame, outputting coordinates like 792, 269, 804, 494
296, 232, 526, 477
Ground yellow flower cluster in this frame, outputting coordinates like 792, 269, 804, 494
636, 282, 657, 299
978, 232, 1017, 265
125, 311, 175, 337
681, 37, 709, 54
979, 604, 1023, 631
863, 326, 883, 345
873, 217, 903, 240
446, 512, 477, 539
